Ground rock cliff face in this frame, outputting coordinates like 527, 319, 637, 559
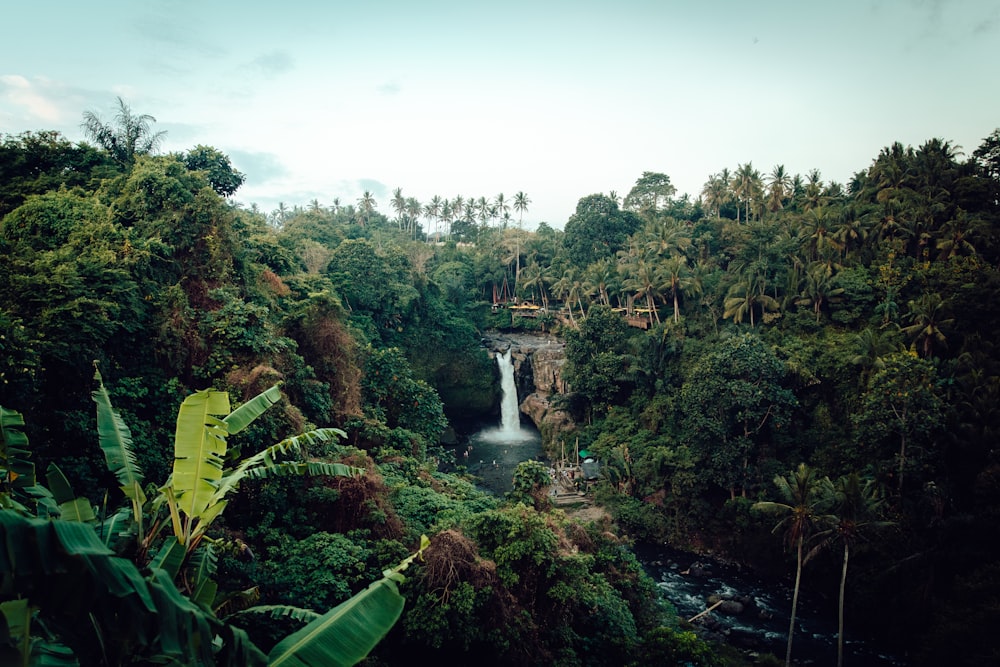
483, 333, 576, 449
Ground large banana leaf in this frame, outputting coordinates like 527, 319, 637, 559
210, 428, 352, 507
172, 389, 230, 520
267, 575, 405, 667
0, 510, 268, 666
45, 463, 96, 522
0, 405, 33, 488
91, 366, 145, 506
222, 383, 282, 435
267, 535, 428, 667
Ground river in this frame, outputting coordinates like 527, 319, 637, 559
452, 344, 904, 664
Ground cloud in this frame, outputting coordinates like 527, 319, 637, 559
357, 178, 389, 200
377, 81, 402, 95
0, 75, 71, 124
228, 149, 289, 183
247, 51, 295, 77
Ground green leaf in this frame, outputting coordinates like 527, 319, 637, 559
172, 389, 230, 519
222, 383, 282, 435
210, 428, 348, 507
91, 365, 145, 502
45, 464, 96, 522
149, 536, 185, 579
1, 405, 38, 494
57, 498, 96, 523
267, 576, 405, 667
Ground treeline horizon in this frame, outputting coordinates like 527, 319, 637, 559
1, 100, 998, 666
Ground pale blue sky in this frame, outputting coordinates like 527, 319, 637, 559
2, 0, 997, 226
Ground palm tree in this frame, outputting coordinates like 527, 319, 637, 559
494, 193, 510, 228
850, 327, 901, 388
661, 256, 693, 323
425, 195, 442, 241
795, 262, 846, 323
391, 188, 406, 229
357, 190, 377, 227
405, 196, 422, 238
767, 164, 793, 213
583, 258, 617, 307
808, 474, 892, 667
81, 96, 166, 168
753, 464, 835, 667
723, 274, 779, 327
512, 192, 531, 289
520, 256, 551, 310
901, 293, 954, 358
643, 218, 693, 259
439, 199, 454, 240
802, 169, 825, 211
621, 258, 662, 326
513, 191, 530, 227
733, 162, 763, 222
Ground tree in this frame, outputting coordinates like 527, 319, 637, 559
82, 96, 166, 168
795, 262, 846, 323
357, 190, 377, 227
0, 377, 426, 665
853, 353, 944, 494
563, 194, 642, 268
680, 334, 796, 498
563, 305, 634, 414
623, 171, 677, 216
183, 145, 246, 197
808, 473, 893, 667
901, 292, 954, 358
766, 164, 793, 213
391, 187, 406, 229
701, 169, 732, 218
732, 163, 763, 222
753, 464, 835, 667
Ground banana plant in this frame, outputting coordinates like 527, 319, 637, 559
1, 376, 428, 666
159, 382, 359, 554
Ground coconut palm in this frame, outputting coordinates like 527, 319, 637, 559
753, 464, 835, 667
391, 188, 406, 229
850, 327, 902, 388
513, 192, 531, 288
795, 262, 846, 323
901, 292, 954, 358
733, 162, 763, 222
81, 96, 166, 168
513, 191, 530, 226
357, 190, 377, 227
767, 164, 793, 213
621, 257, 662, 326
808, 473, 893, 667
405, 196, 422, 238
494, 193, 510, 227
723, 274, 779, 327
583, 258, 618, 307
661, 255, 694, 323
424, 195, 443, 240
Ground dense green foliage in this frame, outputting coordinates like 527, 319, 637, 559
2, 104, 998, 665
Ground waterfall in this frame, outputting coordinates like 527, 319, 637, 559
497, 348, 521, 435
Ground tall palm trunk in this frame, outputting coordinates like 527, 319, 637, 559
787, 536, 803, 667
838, 540, 850, 667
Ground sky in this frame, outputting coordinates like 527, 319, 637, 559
2, 0, 998, 228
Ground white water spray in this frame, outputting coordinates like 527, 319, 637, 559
497, 348, 521, 436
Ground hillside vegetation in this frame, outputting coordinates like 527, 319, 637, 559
1, 105, 998, 666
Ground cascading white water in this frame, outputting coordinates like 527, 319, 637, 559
497, 348, 521, 435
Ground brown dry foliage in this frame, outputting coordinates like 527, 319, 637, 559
259, 269, 290, 297
420, 529, 498, 601
295, 313, 362, 419
310, 453, 405, 540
